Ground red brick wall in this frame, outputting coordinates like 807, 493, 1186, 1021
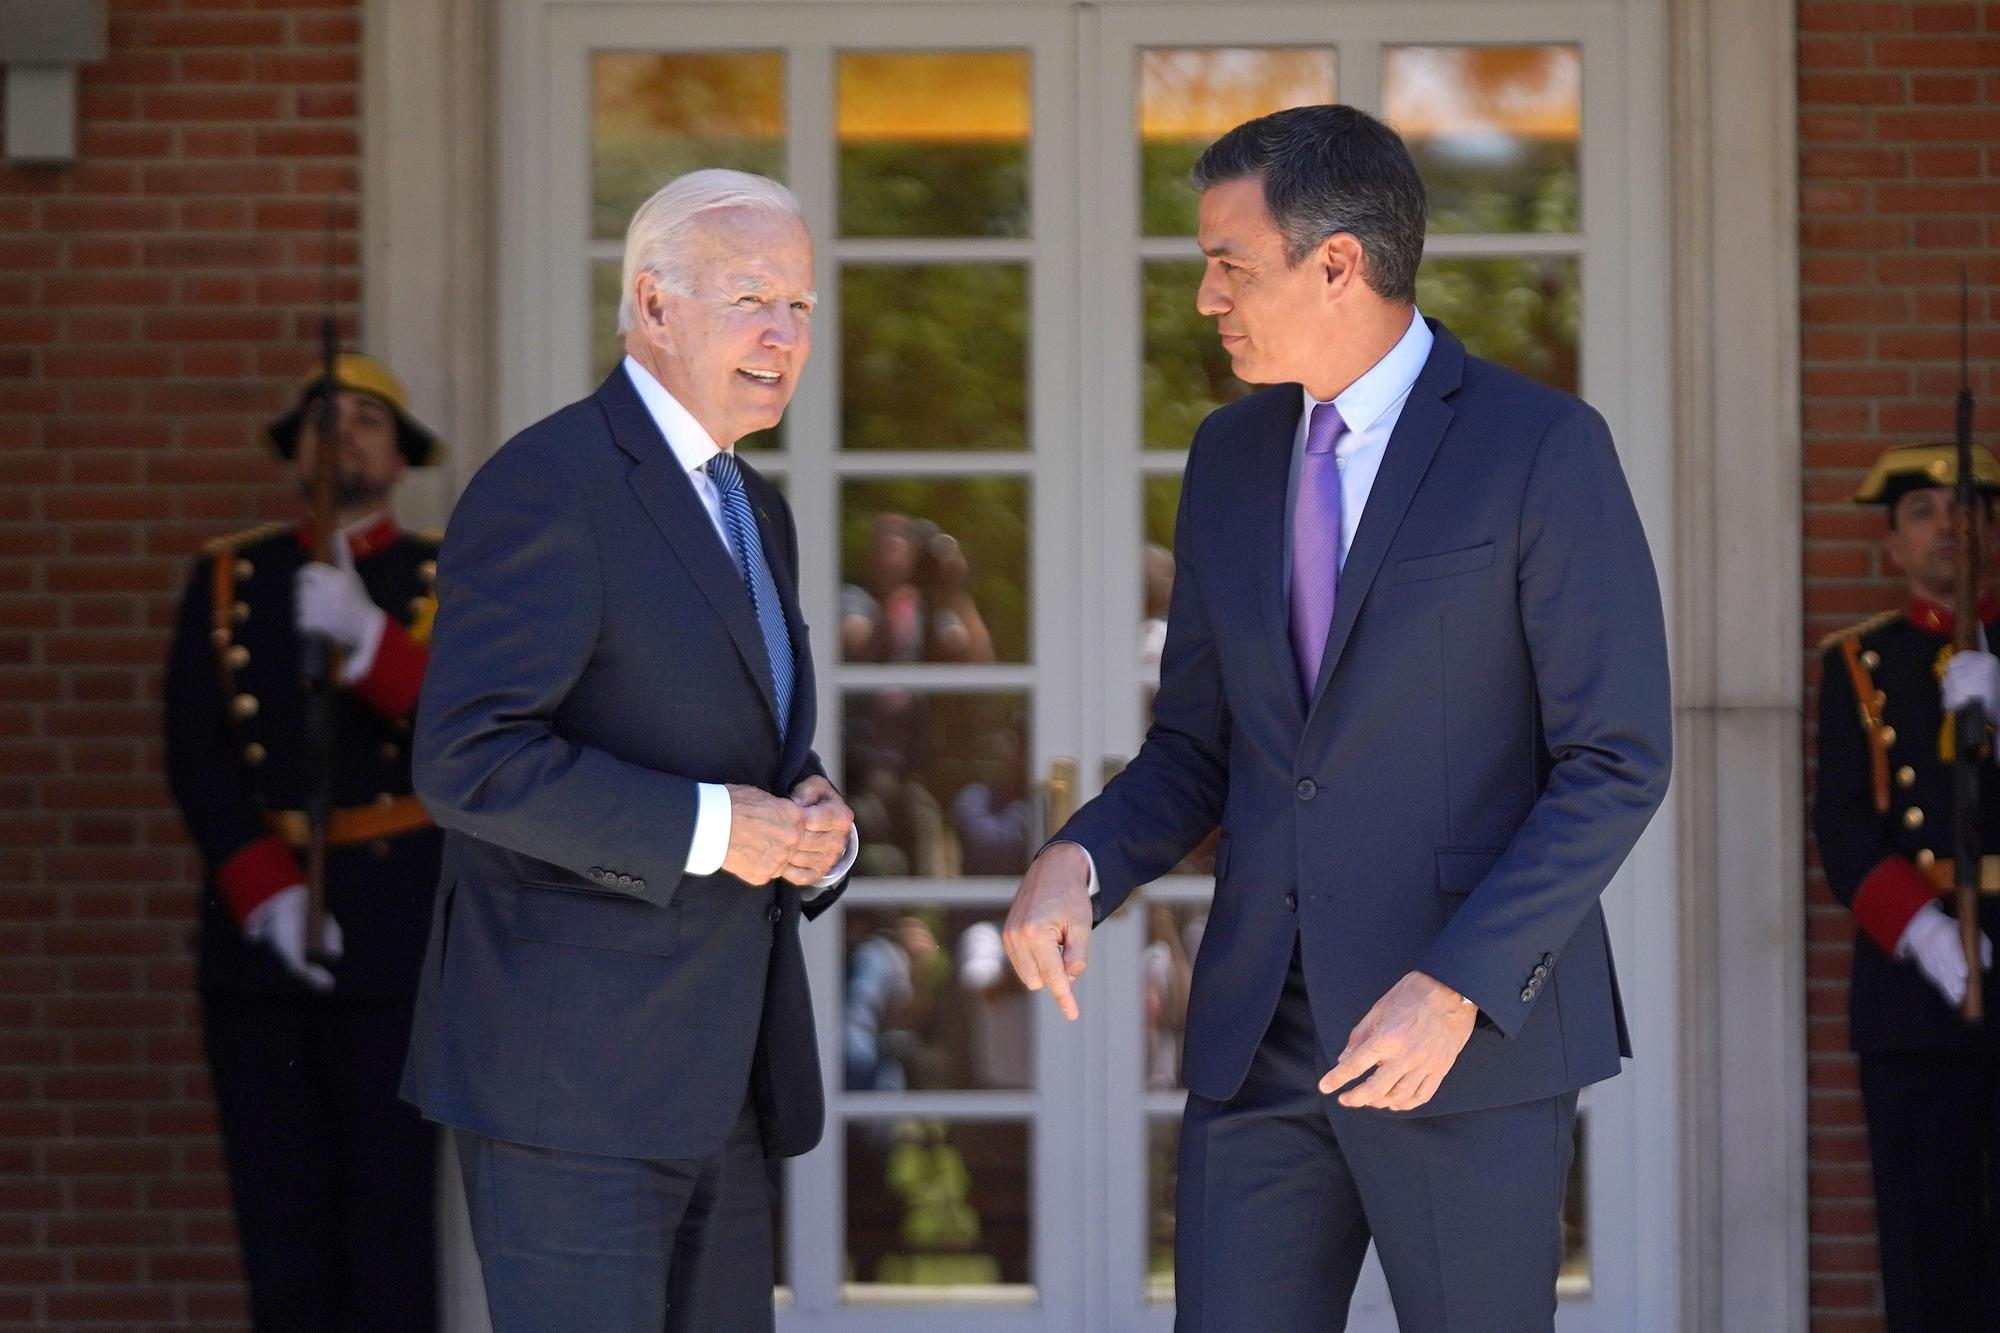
0, 1, 360, 1326
1800, 3, 2000, 1330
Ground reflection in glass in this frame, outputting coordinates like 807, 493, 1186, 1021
1142, 477, 1180, 668
1384, 45, 1581, 235
1139, 49, 1338, 236
1147, 1117, 1177, 1303
839, 52, 1030, 239
842, 480, 1027, 664
1561, 1111, 1590, 1297
845, 1119, 1032, 1289
591, 51, 785, 240
1141, 901, 1206, 1090
844, 691, 1031, 880
1144, 261, 1248, 450
843, 905, 1032, 1092
1416, 256, 1579, 394
842, 265, 1028, 452
589, 260, 780, 448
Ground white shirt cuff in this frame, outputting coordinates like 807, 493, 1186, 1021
686, 782, 732, 876
337, 609, 388, 684
1047, 840, 1101, 897
800, 827, 861, 900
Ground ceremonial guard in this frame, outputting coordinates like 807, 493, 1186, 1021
164, 355, 446, 1330
1814, 442, 2000, 1332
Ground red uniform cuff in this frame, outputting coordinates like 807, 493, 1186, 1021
1851, 856, 1937, 954
352, 616, 426, 719
216, 835, 304, 925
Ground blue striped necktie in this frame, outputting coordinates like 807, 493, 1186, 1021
705, 450, 795, 738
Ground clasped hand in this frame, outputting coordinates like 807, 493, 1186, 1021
721, 776, 854, 886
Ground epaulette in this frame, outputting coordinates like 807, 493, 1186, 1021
199, 519, 293, 560
1817, 609, 1904, 654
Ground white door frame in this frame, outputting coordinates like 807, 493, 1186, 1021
362, 0, 1805, 1328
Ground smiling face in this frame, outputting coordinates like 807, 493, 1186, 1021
628, 206, 817, 448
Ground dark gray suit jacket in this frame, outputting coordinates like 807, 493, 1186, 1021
1061, 323, 1671, 1116
401, 367, 842, 1161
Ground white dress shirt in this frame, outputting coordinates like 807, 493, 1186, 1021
1078, 309, 1435, 897
623, 356, 858, 892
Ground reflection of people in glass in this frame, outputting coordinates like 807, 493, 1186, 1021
1142, 905, 1194, 1090
956, 921, 1031, 1089
1142, 542, 1175, 669
843, 512, 996, 664
844, 918, 917, 1092
950, 712, 1032, 877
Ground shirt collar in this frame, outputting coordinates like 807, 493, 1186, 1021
1300, 307, 1434, 439
623, 355, 723, 477
295, 509, 399, 560
1908, 592, 2000, 638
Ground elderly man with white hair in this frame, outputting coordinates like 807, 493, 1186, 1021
401, 170, 857, 1331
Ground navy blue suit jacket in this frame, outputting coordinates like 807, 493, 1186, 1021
402, 367, 843, 1160
1060, 322, 1671, 1115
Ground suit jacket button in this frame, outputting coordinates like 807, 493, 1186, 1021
589, 867, 604, 879
616, 874, 632, 886
767, 904, 783, 924
1532, 965, 1548, 979
1296, 779, 1317, 801
1541, 952, 1554, 965
632, 879, 645, 892
1284, 892, 1298, 911
1521, 987, 1535, 1002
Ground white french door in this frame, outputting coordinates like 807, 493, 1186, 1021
488, 2, 1677, 1329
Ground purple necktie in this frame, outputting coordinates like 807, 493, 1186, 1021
1290, 402, 1346, 695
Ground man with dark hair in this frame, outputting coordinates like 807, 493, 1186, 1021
164, 354, 446, 1330
1814, 443, 2000, 1331
1005, 104, 1670, 1331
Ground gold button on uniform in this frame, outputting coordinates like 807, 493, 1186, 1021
234, 558, 254, 580
231, 601, 251, 623
1904, 807, 1925, 831
1862, 650, 1881, 671
231, 693, 259, 720
1880, 726, 1898, 747
226, 645, 250, 669
1897, 765, 1916, 788
243, 743, 266, 766
1918, 849, 1936, 868
419, 561, 436, 585
210, 628, 231, 648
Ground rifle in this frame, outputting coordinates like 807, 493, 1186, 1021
300, 199, 342, 965
1949, 265, 1983, 1023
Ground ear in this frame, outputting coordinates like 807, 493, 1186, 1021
1318, 233, 1367, 297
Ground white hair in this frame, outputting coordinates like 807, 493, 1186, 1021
617, 169, 805, 335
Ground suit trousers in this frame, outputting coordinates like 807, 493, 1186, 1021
200, 992, 436, 1333
455, 1101, 774, 1333
1858, 1049, 2000, 1332
1174, 941, 1577, 1333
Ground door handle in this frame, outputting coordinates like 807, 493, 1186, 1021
1039, 756, 1078, 844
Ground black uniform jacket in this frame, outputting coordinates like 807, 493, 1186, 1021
165, 517, 444, 997
1814, 597, 2000, 1052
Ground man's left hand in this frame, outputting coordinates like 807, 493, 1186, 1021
1943, 649, 2000, 721
1318, 971, 1476, 1111
787, 776, 855, 885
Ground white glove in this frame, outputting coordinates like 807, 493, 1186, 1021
243, 884, 346, 993
294, 538, 387, 658
1896, 901, 1993, 1008
1942, 649, 2000, 721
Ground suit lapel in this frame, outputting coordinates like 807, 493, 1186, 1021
1246, 390, 1308, 723
596, 371, 783, 732
744, 467, 819, 773
1304, 325, 1464, 719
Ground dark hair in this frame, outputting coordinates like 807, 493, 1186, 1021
1190, 104, 1427, 303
